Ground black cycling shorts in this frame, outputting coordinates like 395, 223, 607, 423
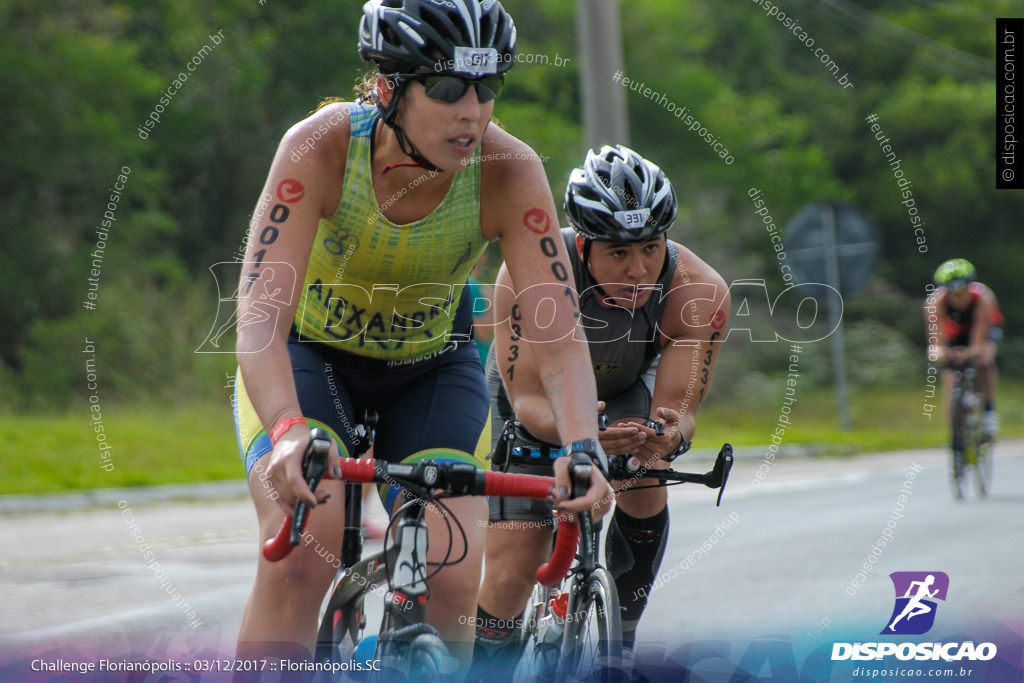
234, 334, 491, 511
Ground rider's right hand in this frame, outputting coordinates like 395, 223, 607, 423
551, 454, 614, 521
266, 422, 341, 516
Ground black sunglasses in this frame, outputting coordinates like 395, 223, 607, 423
393, 73, 504, 103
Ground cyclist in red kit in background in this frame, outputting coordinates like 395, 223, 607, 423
927, 258, 1003, 441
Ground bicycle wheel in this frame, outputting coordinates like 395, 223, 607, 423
374, 623, 458, 682
514, 582, 562, 680
963, 405, 985, 499
407, 633, 456, 682
950, 388, 967, 501
975, 440, 993, 498
950, 448, 966, 501
559, 568, 623, 682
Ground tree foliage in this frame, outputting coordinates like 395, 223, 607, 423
1, 0, 1020, 411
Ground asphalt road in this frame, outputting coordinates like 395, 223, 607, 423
641, 442, 1024, 645
1, 442, 1021, 671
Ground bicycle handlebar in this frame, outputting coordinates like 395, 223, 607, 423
607, 443, 734, 506
262, 447, 579, 587
597, 412, 663, 436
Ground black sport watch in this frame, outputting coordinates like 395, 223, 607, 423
565, 437, 609, 477
663, 433, 692, 462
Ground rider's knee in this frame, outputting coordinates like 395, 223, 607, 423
490, 553, 544, 593
272, 550, 339, 588
482, 538, 546, 600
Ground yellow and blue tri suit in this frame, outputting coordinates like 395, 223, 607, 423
234, 102, 492, 509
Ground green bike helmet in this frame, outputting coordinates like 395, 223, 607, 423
933, 258, 976, 292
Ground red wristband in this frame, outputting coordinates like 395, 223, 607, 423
270, 416, 307, 445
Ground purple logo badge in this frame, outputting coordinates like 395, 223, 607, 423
881, 571, 949, 635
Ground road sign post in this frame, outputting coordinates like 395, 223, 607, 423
576, 0, 628, 148
786, 202, 878, 432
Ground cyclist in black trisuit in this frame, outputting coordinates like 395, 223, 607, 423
474, 146, 730, 665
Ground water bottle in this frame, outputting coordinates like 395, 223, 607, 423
354, 634, 378, 664
536, 592, 569, 647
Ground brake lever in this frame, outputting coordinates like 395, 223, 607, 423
711, 444, 734, 507
568, 452, 593, 500
289, 428, 333, 546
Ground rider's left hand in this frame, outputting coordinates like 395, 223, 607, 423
629, 406, 684, 467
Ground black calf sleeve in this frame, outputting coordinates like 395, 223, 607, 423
471, 606, 524, 672
604, 505, 670, 644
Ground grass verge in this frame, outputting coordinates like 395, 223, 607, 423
2, 382, 1020, 495
2, 402, 239, 496
698, 382, 1023, 456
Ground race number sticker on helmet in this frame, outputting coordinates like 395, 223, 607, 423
613, 208, 651, 230
564, 144, 677, 243
359, 0, 517, 75
453, 46, 498, 75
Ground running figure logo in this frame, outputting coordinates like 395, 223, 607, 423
881, 571, 949, 635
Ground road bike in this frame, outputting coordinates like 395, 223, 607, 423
262, 424, 583, 681
949, 364, 993, 500
511, 440, 734, 682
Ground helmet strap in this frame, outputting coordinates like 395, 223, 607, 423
386, 121, 443, 174
582, 237, 594, 270
579, 237, 614, 303
375, 78, 443, 175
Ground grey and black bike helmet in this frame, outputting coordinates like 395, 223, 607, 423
564, 145, 677, 243
359, 0, 517, 76
358, 0, 517, 171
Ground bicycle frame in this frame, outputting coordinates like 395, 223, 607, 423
515, 445, 733, 681
314, 498, 436, 666
948, 365, 992, 499
316, 540, 389, 658
950, 366, 979, 445
263, 430, 580, 676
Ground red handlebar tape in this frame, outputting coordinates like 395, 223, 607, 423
262, 459, 577, 588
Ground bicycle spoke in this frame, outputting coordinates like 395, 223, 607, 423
514, 583, 563, 680
559, 569, 623, 683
